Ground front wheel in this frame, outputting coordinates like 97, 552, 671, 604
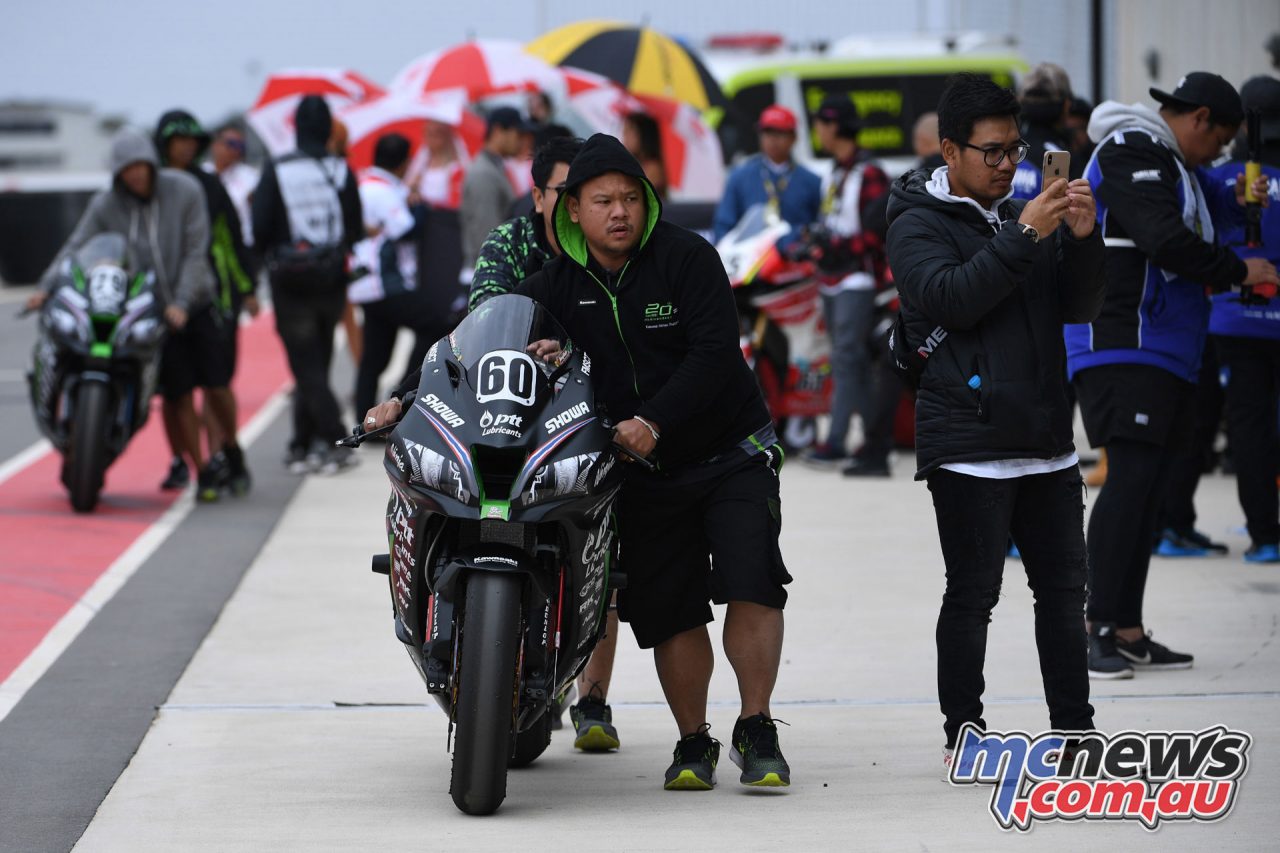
449, 572, 523, 815
65, 381, 110, 513
508, 708, 553, 768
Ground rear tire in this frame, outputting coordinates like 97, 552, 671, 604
449, 572, 523, 815
508, 708, 553, 768
66, 381, 110, 513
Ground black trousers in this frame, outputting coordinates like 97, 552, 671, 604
1158, 339, 1223, 532
1077, 366, 1195, 627
354, 292, 450, 417
1219, 335, 1280, 546
857, 354, 907, 464
273, 285, 347, 452
926, 466, 1094, 748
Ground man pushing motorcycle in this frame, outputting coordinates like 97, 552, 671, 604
368, 133, 793, 791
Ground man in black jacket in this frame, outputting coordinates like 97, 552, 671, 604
520, 134, 791, 791
253, 95, 363, 475
886, 75, 1105, 772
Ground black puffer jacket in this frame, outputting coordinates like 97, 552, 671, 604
886, 167, 1105, 479
517, 134, 772, 468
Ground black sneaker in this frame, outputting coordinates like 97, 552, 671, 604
1116, 631, 1193, 670
730, 714, 791, 787
195, 465, 222, 503
223, 444, 252, 497
664, 725, 719, 791
569, 696, 620, 751
1172, 528, 1228, 554
283, 446, 310, 475
1088, 622, 1134, 680
160, 456, 189, 491
206, 450, 232, 490
841, 456, 891, 478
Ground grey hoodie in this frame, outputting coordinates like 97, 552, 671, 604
1087, 101, 1184, 160
39, 129, 213, 310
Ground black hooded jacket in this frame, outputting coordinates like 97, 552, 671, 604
886, 167, 1105, 478
252, 95, 362, 256
516, 134, 772, 468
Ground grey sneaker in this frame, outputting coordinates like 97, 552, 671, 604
729, 714, 791, 787
319, 446, 360, 476
569, 696, 620, 751
664, 726, 719, 791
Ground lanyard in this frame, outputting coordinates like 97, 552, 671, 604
761, 160, 791, 216
821, 163, 852, 217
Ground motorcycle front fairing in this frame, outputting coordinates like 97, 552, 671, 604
379, 295, 625, 713
29, 234, 165, 452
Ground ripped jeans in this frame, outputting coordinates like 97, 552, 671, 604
926, 466, 1094, 748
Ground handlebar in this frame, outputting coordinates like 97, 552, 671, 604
610, 441, 656, 472
335, 421, 398, 448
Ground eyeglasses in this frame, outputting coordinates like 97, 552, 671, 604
539, 182, 567, 193
960, 140, 1030, 167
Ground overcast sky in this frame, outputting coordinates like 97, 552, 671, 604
6, 0, 1045, 126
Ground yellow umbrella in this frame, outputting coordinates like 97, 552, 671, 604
527, 20, 727, 112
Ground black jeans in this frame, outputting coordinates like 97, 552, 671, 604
927, 466, 1094, 748
1219, 335, 1280, 546
354, 292, 449, 417
273, 284, 347, 452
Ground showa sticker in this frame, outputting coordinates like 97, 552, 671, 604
948, 724, 1252, 832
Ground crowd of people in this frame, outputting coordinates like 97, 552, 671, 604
26, 47, 1280, 791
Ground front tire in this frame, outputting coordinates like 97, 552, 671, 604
449, 572, 523, 815
508, 708, 553, 768
66, 381, 110, 513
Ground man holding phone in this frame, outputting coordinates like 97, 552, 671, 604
885, 74, 1105, 772
1065, 72, 1280, 679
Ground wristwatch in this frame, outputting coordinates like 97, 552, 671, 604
1019, 223, 1040, 244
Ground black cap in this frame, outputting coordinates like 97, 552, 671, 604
814, 94, 860, 139
1150, 72, 1244, 127
1241, 75, 1280, 136
486, 106, 535, 134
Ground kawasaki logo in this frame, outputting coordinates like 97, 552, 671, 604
546, 401, 590, 432
420, 393, 465, 428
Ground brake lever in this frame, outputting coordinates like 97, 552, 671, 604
336, 421, 398, 448
610, 441, 656, 472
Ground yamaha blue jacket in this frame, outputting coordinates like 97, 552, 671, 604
712, 154, 822, 241
1206, 160, 1280, 340
1063, 102, 1248, 383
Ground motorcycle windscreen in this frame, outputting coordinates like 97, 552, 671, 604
448, 293, 571, 410
72, 233, 130, 273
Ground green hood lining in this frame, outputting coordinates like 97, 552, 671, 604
553, 173, 661, 271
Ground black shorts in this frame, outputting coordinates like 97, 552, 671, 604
1073, 363, 1194, 448
158, 305, 234, 401
616, 445, 791, 649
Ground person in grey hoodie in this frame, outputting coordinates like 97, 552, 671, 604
29, 128, 219, 497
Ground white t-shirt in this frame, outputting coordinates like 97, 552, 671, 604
940, 452, 1079, 480
348, 167, 418, 304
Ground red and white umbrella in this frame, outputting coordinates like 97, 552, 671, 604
631, 93, 725, 202
391, 39, 564, 103
247, 68, 385, 156
339, 88, 477, 172
557, 67, 643, 138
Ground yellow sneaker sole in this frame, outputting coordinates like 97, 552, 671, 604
573, 725, 620, 751
664, 769, 715, 791
742, 772, 790, 787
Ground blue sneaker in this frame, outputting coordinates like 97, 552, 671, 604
1154, 529, 1208, 558
1245, 543, 1280, 564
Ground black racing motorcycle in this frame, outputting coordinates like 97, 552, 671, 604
27, 233, 166, 512
344, 294, 632, 815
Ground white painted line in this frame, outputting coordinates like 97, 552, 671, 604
0, 388, 292, 724
0, 438, 52, 488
